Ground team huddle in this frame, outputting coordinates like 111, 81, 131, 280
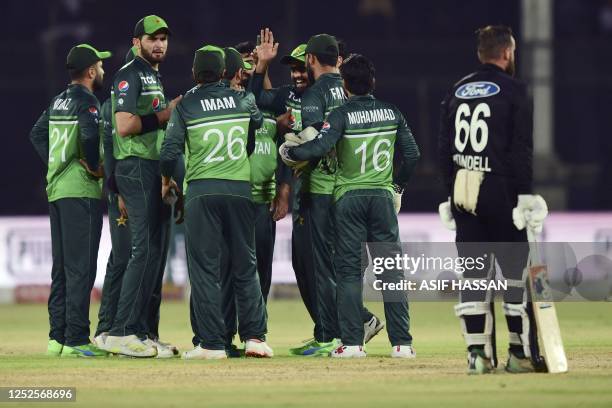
29, 15, 553, 373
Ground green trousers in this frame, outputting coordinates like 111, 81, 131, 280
292, 191, 375, 342
185, 180, 267, 350
48, 198, 103, 346
220, 201, 275, 346
334, 189, 412, 346
110, 157, 165, 337
95, 193, 131, 336
142, 202, 171, 339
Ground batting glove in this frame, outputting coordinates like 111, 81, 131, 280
512, 194, 548, 234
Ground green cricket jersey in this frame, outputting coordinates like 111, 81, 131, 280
250, 110, 278, 203
290, 94, 420, 201
250, 73, 303, 131
285, 88, 303, 132
300, 72, 347, 194
160, 82, 263, 185
112, 56, 166, 160
222, 79, 278, 203
29, 84, 103, 202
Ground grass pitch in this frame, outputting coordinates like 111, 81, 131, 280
0, 300, 611, 407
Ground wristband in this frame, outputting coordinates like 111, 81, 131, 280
140, 113, 160, 134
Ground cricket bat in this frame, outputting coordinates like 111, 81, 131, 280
527, 229, 569, 373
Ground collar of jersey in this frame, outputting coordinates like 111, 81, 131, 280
480, 63, 504, 74
318, 72, 341, 81
198, 81, 224, 90
348, 94, 374, 101
134, 56, 162, 77
67, 82, 94, 96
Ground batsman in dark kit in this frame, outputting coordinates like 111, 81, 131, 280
437, 25, 548, 374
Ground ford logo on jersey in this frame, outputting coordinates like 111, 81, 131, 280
455, 81, 500, 99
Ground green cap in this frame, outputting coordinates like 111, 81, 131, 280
193, 45, 226, 79
305, 34, 338, 58
280, 44, 306, 65
125, 46, 137, 64
224, 47, 245, 77
66, 44, 112, 71
133, 15, 171, 37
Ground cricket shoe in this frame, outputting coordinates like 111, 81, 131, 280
245, 339, 274, 358
46, 339, 63, 356
364, 315, 385, 344
61, 343, 108, 358
289, 338, 339, 357
92, 332, 108, 349
391, 345, 416, 359
144, 338, 178, 359
182, 346, 227, 360
314, 339, 341, 357
505, 350, 535, 373
467, 349, 495, 375
331, 345, 366, 358
101, 335, 157, 358
289, 338, 317, 355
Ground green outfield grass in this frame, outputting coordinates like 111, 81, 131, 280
0, 300, 611, 407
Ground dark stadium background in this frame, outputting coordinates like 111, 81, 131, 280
2, 0, 611, 215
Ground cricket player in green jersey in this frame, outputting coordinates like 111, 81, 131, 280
216, 47, 278, 356
94, 48, 134, 346
160, 46, 272, 359
215, 45, 290, 356
253, 39, 341, 348
101, 15, 182, 358
226, 44, 284, 300
96, 47, 183, 359
285, 34, 383, 356
281, 54, 420, 358
29, 44, 111, 358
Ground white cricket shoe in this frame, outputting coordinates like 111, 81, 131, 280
144, 338, 178, 359
92, 332, 108, 348
245, 339, 274, 358
364, 315, 385, 343
331, 345, 366, 358
182, 346, 227, 360
101, 335, 157, 358
391, 345, 416, 358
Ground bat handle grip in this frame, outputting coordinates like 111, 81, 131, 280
526, 227, 542, 265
